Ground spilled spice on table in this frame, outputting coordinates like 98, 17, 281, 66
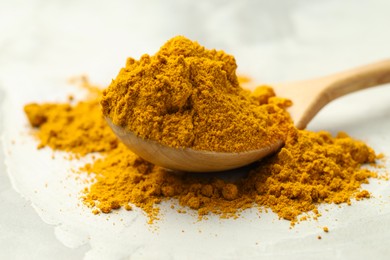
24, 83, 380, 225
23, 36, 385, 226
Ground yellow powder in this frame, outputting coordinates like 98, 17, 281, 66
101, 36, 292, 152
25, 91, 379, 224
323, 226, 329, 232
24, 99, 118, 156
250, 128, 376, 221
23, 36, 383, 225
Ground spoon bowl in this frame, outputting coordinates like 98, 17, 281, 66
107, 59, 390, 172
107, 118, 283, 172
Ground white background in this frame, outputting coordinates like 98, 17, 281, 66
1, 0, 390, 259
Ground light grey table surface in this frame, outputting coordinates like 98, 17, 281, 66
1, 0, 390, 259
0, 144, 88, 259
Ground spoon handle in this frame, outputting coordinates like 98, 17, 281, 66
277, 59, 390, 129
324, 59, 390, 101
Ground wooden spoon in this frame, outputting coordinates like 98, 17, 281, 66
107, 60, 390, 172
274, 59, 390, 130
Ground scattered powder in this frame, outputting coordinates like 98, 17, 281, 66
24, 86, 380, 225
323, 226, 329, 233
23, 36, 385, 226
24, 98, 118, 156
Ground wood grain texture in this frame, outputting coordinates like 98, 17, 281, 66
273, 59, 390, 129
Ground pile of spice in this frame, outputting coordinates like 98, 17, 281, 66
102, 36, 291, 152
24, 36, 382, 225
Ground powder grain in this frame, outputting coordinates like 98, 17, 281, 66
102, 36, 291, 152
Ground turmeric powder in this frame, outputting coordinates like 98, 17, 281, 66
23, 36, 383, 225
24, 99, 118, 156
24, 84, 379, 224
102, 36, 291, 152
